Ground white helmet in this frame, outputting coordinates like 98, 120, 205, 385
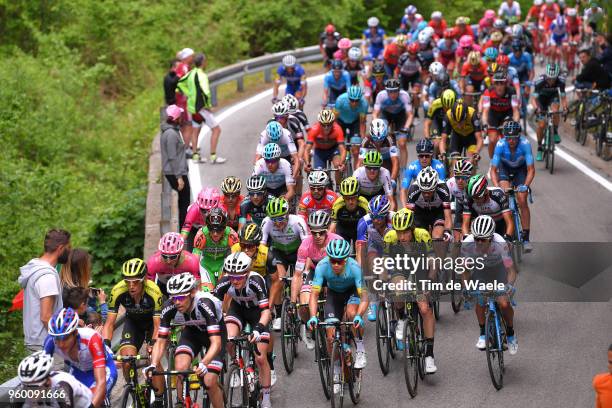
534, 0, 543, 4
167, 272, 197, 295
271, 100, 289, 116
223, 252, 252, 275
308, 210, 331, 230
545, 0, 554, 4
511, 24, 524, 38
471, 215, 496, 239
367, 16, 379, 27
431, 11, 443, 20
369, 118, 388, 141
416, 166, 439, 192
418, 29, 431, 44
282, 94, 298, 113
18, 352, 53, 385
348, 47, 362, 61
282, 54, 296, 67
429, 61, 445, 77
308, 170, 329, 187
566, 7, 577, 16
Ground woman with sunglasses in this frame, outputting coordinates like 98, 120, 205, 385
214, 253, 274, 407
146, 232, 201, 297
446, 160, 475, 242
239, 176, 273, 229
297, 170, 337, 223
180, 186, 221, 251
253, 143, 296, 202
220, 176, 244, 232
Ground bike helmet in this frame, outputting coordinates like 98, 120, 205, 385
372, 61, 385, 75
418, 29, 431, 44
368, 195, 390, 216
545, 63, 560, 78
266, 196, 289, 217
265, 121, 283, 142
395, 34, 408, 46
338, 38, 352, 50
503, 120, 522, 137
566, 7, 577, 17
318, 109, 336, 125
485, 9, 496, 19
468, 51, 481, 65
493, 18, 506, 30
385, 78, 400, 91
367, 16, 379, 27
159, 232, 184, 255
308, 170, 329, 187
326, 238, 351, 259
555, 15, 565, 27
339, 176, 360, 196
239, 223, 263, 244
441, 89, 457, 110
206, 207, 228, 231
459, 35, 473, 48
325, 24, 336, 33
511, 24, 524, 38
246, 175, 266, 192
405, 5, 417, 15
467, 174, 488, 198
223, 252, 252, 275
490, 31, 503, 42
167, 272, 197, 295
348, 47, 362, 61
221, 176, 242, 195
436, 71, 450, 85
416, 166, 439, 192
496, 53, 510, 66
263, 142, 282, 160
197, 186, 221, 210
534, 0, 543, 5
369, 118, 388, 141
48, 308, 79, 337
456, 16, 469, 25
484, 47, 499, 61
347, 85, 363, 100
392, 208, 415, 231
453, 159, 474, 176
431, 11, 443, 20
271, 100, 289, 116
408, 42, 420, 54
416, 138, 434, 155
283, 94, 299, 114
122, 258, 146, 279
451, 101, 468, 122
492, 70, 508, 82
282, 54, 296, 68
363, 150, 383, 167
18, 352, 53, 385
471, 215, 496, 238
308, 210, 331, 230
443, 29, 455, 39
429, 61, 444, 77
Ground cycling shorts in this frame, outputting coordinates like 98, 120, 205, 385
313, 147, 340, 170
400, 73, 421, 91
449, 132, 478, 155
225, 302, 270, 344
338, 119, 362, 145
497, 164, 527, 186
270, 247, 298, 268
414, 208, 446, 231
119, 318, 153, 351
488, 110, 513, 131
335, 223, 358, 245
382, 110, 407, 135
71, 362, 117, 396
175, 326, 226, 374
536, 96, 560, 116
192, 108, 219, 129
268, 185, 288, 198
286, 84, 304, 96
323, 288, 361, 321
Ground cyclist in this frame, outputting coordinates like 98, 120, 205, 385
103, 258, 162, 383
462, 174, 515, 240
446, 159, 474, 241
490, 121, 535, 252
460, 51, 488, 106
44, 308, 116, 408
453, 17, 476, 43
353, 150, 395, 209
145, 273, 225, 408
417, 27, 438, 73
293, 210, 343, 349
232, 223, 277, 291
220, 176, 244, 232
495, 53, 522, 99
147, 232, 201, 296
424, 89, 456, 152
334, 85, 368, 164
548, 15, 569, 64
253, 143, 296, 200
461, 215, 518, 355
583, 1, 606, 36
362, 16, 386, 60
330, 176, 370, 244
429, 11, 448, 39
345, 47, 366, 86
482, 70, 520, 158
307, 239, 369, 382
479, 9, 498, 40
426, 70, 462, 114
400, 5, 419, 33
565, 8, 582, 44
383, 35, 408, 78
436, 29, 459, 71
397, 43, 423, 112
298, 170, 337, 222
373, 78, 414, 169
180, 186, 221, 250
357, 119, 399, 179
283, 94, 310, 132
455, 34, 481, 73
239, 175, 273, 228
364, 61, 387, 107
256, 121, 298, 168
273, 55, 307, 108
193, 207, 240, 290
356, 195, 393, 273
304, 109, 347, 187
540, 0, 560, 33
403, 138, 447, 189
440, 100, 483, 165
531, 63, 567, 161
337, 37, 352, 61
509, 40, 535, 84
214, 253, 273, 406
379, 209, 438, 373
323, 60, 351, 108
499, 0, 522, 24
320, 24, 341, 69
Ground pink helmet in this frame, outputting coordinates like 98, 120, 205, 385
459, 35, 473, 47
159, 232, 184, 255
197, 187, 221, 210
484, 9, 496, 19
338, 38, 352, 50
333, 49, 344, 60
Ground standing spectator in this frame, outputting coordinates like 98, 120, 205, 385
178, 52, 226, 164
161, 104, 191, 228
592, 343, 612, 408
576, 47, 611, 90
596, 33, 612, 75
163, 59, 180, 106
18, 229, 69, 354
176, 48, 195, 158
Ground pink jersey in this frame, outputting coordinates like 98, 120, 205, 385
146, 251, 201, 284
295, 232, 343, 272
181, 203, 205, 236
455, 44, 482, 60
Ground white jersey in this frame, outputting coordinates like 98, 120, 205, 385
498, 1, 521, 19
353, 166, 393, 196
461, 233, 513, 268
256, 128, 297, 158
252, 158, 295, 190
20, 371, 93, 408
261, 214, 309, 253
446, 177, 466, 202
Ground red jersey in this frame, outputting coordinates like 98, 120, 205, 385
566, 16, 581, 35
298, 190, 338, 222
383, 43, 403, 66
221, 195, 244, 231
482, 87, 518, 112
454, 25, 475, 40
146, 250, 201, 284
429, 20, 448, 39
307, 122, 344, 150
540, 4, 560, 28
461, 60, 489, 81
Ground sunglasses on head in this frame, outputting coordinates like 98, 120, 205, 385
329, 257, 346, 265
171, 294, 189, 302
311, 230, 327, 237
161, 253, 180, 261
418, 154, 432, 159
265, 158, 279, 164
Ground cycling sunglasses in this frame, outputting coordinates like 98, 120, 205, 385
311, 230, 327, 237
171, 294, 190, 302
249, 191, 265, 197
272, 216, 287, 223
209, 227, 225, 233
418, 154, 432, 159
348, 98, 361, 102
372, 214, 387, 220
274, 115, 288, 121
229, 274, 248, 282
455, 175, 470, 181
264, 158, 280, 164
161, 253, 180, 261
240, 242, 258, 250
475, 237, 492, 243
310, 186, 326, 191
224, 193, 239, 199
321, 123, 334, 128
365, 166, 380, 172
329, 257, 346, 265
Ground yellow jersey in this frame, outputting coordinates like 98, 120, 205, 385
444, 106, 481, 136
383, 228, 433, 253
230, 243, 272, 276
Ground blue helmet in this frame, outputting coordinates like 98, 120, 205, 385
48, 308, 79, 337
417, 21, 428, 32
263, 143, 282, 160
368, 195, 390, 216
266, 121, 283, 142
416, 138, 434, 154
347, 85, 363, 101
484, 47, 499, 61
326, 238, 351, 259
503, 120, 521, 137
331, 60, 344, 70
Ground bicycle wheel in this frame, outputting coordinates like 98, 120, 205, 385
433, 298, 440, 321
314, 326, 331, 400
544, 128, 551, 170
485, 310, 504, 390
329, 340, 344, 408
347, 337, 362, 405
403, 317, 418, 398
280, 298, 296, 374
549, 141, 555, 175
416, 312, 426, 381
375, 300, 391, 376
119, 385, 138, 408
450, 276, 463, 314
225, 364, 248, 408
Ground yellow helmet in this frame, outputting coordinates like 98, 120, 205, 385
395, 34, 407, 46
451, 100, 468, 122
392, 208, 415, 231
318, 109, 335, 125
441, 89, 457, 110
122, 258, 146, 280
339, 176, 360, 196
468, 51, 481, 65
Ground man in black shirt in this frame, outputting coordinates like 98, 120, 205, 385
576, 47, 611, 90
163, 59, 180, 106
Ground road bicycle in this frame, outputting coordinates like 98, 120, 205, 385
225, 333, 262, 408
115, 354, 159, 408
401, 295, 430, 398
541, 109, 566, 175
152, 368, 216, 408
374, 296, 397, 376
506, 187, 534, 267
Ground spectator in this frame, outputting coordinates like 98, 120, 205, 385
593, 343, 612, 408
18, 229, 69, 354
161, 104, 191, 228
63, 286, 89, 322
85, 311, 103, 334
576, 47, 611, 90
163, 59, 180, 106
178, 52, 226, 164
176, 48, 196, 158
596, 33, 612, 75
60, 248, 107, 322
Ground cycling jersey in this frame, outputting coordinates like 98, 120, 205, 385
383, 43, 403, 66
298, 190, 338, 221
397, 53, 422, 78
276, 64, 306, 94
428, 19, 448, 39
352, 166, 393, 197
401, 159, 447, 189
146, 251, 201, 286
426, 98, 446, 123
230, 243, 275, 277
461, 60, 489, 82
364, 76, 387, 102
533, 74, 566, 106
356, 213, 393, 243
358, 137, 399, 161
312, 256, 363, 294
549, 20, 567, 44
436, 39, 458, 63
239, 195, 273, 227
181, 203, 205, 236
362, 28, 386, 59
491, 136, 534, 169
108, 279, 163, 318
446, 177, 467, 203
442, 106, 481, 136
320, 31, 341, 58
284, 114, 306, 141
324, 70, 351, 105
427, 80, 462, 101
374, 90, 412, 114
498, 1, 521, 20
261, 214, 309, 254
256, 128, 297, 158
540, 4, 560, 29
331, 196, 369, 241
482, 87, 519, 113
407, 183, 451, 212
566, 16, 581, 35
296, 232, 343, 273
462, 187, 510, 221
461, 233, 513, 269
16, 371, 93, 408
220, 195, 243, 232
334, 93, 368, 124
345, 61, 365, 85
455, 43, 482, 61
215, 271, 269, 310
252, 157, 295, 190
306, 122, 344, 150
159, 291, 222, 336
509, 52, 533, 82
193, 226, 239, 283
292, 110, 310, 131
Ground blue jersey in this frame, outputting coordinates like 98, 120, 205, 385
324, 70, 351, 105
362, 28, 386, 58
277, 64, 306, 93
356, 213, 392, 242
335, 93, 368, 124
401, 159, 447, 189
491, 136, 534, 169
509, 52, 533, 81
428, 80, 462, 100
312, 256, 364, 294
